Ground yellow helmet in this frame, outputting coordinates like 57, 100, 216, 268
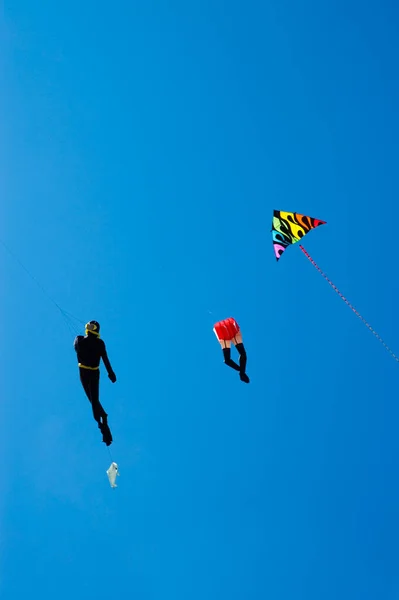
85, 320, 100, 337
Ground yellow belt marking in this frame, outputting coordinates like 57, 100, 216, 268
78, 363, 99, 370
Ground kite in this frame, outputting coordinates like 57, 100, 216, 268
74, 320, 117, 446
106, 462, 120, 488
213, 317, 250, 383
272, 210, 326, 261
272, 210, 399, 364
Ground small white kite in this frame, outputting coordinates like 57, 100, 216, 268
106, 462, 120, 488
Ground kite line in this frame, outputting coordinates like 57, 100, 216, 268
299, 244, 399, 364
272, 210, 399, 366
0, 237, 85, 335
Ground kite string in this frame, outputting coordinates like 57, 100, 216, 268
299, 244, 399, 364
0, 237, 85, 334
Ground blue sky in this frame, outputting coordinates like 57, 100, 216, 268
2, 1, 399, 598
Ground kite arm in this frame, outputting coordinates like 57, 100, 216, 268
73, 335, 83, 352
101, 343, 116, 382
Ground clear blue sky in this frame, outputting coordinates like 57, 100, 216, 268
2, 1, 399, 598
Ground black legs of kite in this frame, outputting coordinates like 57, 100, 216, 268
222, 347, 240, 371
222, 344, 250, 383
236, 343, 250, 383
79, 369, 113, 446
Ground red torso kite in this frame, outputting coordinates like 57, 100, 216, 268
213, 317, 250, 383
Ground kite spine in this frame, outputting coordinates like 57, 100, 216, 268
299, 244, 399, 365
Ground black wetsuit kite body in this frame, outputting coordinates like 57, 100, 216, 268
74, 333, 116, 446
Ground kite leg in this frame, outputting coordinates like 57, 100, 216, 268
220, 340, 241, 372
228, 332, 250, 381
299, 244, 399, 364
219, 337, 250, 383
79, 370, 107, 423
79, 370, 113, 445
235, 342, 250, 383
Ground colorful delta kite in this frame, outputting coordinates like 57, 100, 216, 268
272, 209, 399, 364
272, 210, 326, 261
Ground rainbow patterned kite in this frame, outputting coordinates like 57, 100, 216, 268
272, 210, 326, 261
272, 209, 399, 364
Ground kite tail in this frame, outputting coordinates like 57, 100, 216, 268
299, 244, 399, 365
